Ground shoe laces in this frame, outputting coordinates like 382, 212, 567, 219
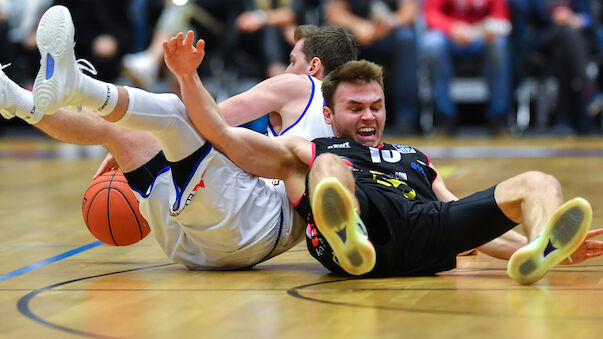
76, 58, 97, 76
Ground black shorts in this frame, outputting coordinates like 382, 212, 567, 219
307, 181, 518, 277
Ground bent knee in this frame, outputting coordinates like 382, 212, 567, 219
519, 171, 561, 193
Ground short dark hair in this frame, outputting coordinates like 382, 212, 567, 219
322, 60, 384, 111
294, 25, 358, 75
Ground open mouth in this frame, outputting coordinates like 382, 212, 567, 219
357, 127, 376, 137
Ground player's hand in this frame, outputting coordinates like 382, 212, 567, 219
163, 30, 205, 78
93, 153, 119, 179
561, 229, 603, 265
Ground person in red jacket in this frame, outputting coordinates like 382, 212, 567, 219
421, 0, 512, 135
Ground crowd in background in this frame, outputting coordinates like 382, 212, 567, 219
1, 0, 603, 137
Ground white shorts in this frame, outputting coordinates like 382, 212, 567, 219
131, 148, 304, 269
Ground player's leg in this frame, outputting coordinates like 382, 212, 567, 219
0, 64, 44, 124
494, 171, 592, 284
32, 5, 203, 165
307, 153, 375, 276
0, 61, 160, 173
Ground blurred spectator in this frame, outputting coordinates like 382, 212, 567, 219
508, 0, 597, 135
52, 0, 135, 82
325, 0, 420, 135
128, 0, 165, 54
589, 1, 603, 121
235, 0, 296, 78
421, 0, 512, 136
122, 0, 249, 89
0, 0, 52, 87
290, 0, 328, 27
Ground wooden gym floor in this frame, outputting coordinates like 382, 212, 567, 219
1, 135, 602, 339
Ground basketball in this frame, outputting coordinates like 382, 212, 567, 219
82, 170, 150, 246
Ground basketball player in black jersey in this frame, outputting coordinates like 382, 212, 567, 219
166, 33, 603, 284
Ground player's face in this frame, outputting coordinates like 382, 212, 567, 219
285, 39, 311, 75
328, 81, 386, 147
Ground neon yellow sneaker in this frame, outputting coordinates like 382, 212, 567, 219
507, 197, 592, 285
311, 177, 376, 276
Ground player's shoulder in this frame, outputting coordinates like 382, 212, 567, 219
257, 73, 311, 95
271, 72, 310, 84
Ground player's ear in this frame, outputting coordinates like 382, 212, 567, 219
308, 57, 322, 77
323, 106, 334, 124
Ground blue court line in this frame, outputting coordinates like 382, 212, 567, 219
0, 241, 103, 283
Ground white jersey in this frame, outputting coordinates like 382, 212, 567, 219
266, 75, 334, 140
126, 76, 328, 269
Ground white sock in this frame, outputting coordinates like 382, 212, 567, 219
78, 74, 118, 116
116, 86, 205, 162
3, 83, 44, 124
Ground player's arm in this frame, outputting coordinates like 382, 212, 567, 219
429, 163, 458, 202
476, 230, 527, 260
216, 73, 307, 127
163, 31, 310, 181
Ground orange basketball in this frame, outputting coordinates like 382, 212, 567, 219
82, 170, 150, 246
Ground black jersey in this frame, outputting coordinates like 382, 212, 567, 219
296, 137, 447, 276
296, 137, 516, 277
310, 137, 438, 201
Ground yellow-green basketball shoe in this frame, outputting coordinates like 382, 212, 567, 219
507, 197, 592, 285
311, 177, 376, 276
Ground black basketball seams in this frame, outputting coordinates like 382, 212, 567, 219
108, 186, 144, 238
83, 171, 145, 246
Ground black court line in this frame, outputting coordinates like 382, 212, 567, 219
17, 263, 175, 339
286, 270, 603, 321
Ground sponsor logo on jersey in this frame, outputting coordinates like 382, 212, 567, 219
393, 144, 416, 154
394, 171, 408, 180
327, 141, 351, 149
411, 162, 428, 179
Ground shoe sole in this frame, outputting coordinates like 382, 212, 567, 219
33, 5, 74, 114
311, 177, 376, 276
507, 197, 592, 285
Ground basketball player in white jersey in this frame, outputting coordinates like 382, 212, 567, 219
0, 6, 357, 269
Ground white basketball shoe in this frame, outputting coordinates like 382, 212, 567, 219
311, 177, 376, 276
507, 197, 592, 285
33, 5, 96, 114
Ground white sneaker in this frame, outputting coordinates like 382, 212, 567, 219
311, 177, 376, 276
122, 51, 158, 89
507, 197, 592, 285
0, 63, 16, 119
32, 5, 96, 114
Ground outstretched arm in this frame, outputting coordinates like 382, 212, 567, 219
162, 31, 310, 197
561, 228, 603, 265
